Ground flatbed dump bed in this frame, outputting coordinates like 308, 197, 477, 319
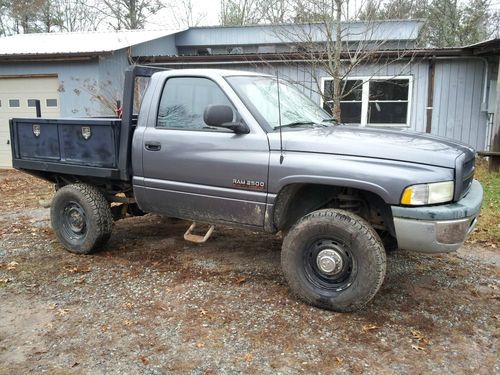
10, 117, 122, 179
9, 66, 159, 183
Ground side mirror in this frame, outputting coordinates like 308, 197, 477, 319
203, 104, 249, 134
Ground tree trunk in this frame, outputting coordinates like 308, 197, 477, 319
333, 0, 342, 122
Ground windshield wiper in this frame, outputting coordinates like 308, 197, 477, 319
277, 121, 316, 129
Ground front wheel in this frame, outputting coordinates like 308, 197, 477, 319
281, 209, 386, 312
50, 183, 113, 254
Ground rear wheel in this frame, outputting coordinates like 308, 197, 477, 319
281, 209, 386, 312
50, 183, 113, 254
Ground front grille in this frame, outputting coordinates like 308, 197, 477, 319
461, 156, 475, 198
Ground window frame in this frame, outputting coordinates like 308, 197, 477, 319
155, 75, 238, 133
320, 75, 413, 127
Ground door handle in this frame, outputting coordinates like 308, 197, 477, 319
145, 141, 161, 151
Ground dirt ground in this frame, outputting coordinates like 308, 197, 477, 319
0, 170, 499, 375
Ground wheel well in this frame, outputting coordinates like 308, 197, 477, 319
273, 184, 395, 236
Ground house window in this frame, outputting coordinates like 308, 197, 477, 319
27, 99, 38, 107
9, 99, 20, 108
322, 76, 412, 126
46, 99, 58, 107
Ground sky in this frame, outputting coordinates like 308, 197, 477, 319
145, 0, 500, 30
148, 0, 222, 29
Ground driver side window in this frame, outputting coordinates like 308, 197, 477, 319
157, 77, 235, 130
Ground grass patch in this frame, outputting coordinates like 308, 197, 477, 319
469, 158, 499, 247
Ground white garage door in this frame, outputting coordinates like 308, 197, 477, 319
0, 76, 60, 168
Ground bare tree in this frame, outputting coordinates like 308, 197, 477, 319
220, 0, 263, 25
59, 0, 104, 32
259, 0, 292, 23
7, 0, 45, 34
38, 0, 64, 32
363, 0, 493, 47
0, 0, 104, 35
167, 0, 207, 28
0, 0, 12, 36
100, 0, 164, 30
271, 0, 419, 122
491, 9, 500, 39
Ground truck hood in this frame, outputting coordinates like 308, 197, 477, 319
267, 126, 474, 168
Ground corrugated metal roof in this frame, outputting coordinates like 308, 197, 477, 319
0, 29, 184, 56
463, 38, 500, 49
175, 20, 424, 47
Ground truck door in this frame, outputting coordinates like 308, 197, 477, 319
138, 76, 269, 227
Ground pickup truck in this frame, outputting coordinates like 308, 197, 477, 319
9, 66, 483, 312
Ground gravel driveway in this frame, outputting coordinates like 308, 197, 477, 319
0, 171, 499, 374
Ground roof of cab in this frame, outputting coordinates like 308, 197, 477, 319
155, 68, 272, 78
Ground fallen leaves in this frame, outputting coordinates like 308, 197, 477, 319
56, 308, 70, 317
243, 353, 253, 362
199, 308, 208, 316
362, 324, 379, 332
64, 265, 91, 273
410, 329, 431, 352
411, 344, 426, 351
235, 277, 247, 284
123, 302, 134, 310
196, 342, 205, 348
47, 303, 70, 317
73, 276, 86, 284
6, 261, 19, 270
0, 278, 10, 284
139, 356, 149, 365
0, 171, 52, 210
411, 330, 430, 346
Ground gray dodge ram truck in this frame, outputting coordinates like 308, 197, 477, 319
9, 66, 483, 312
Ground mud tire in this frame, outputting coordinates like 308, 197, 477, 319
50, 183, 113, 254
281, 209, 386, 312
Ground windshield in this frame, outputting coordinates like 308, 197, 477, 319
226, 75, 334, 130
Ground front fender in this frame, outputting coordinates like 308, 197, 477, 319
267, 152, 455, 206
274, 175, 391, 203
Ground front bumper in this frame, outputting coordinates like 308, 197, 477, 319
391, 180, 483, 253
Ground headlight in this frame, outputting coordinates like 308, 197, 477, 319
401, 181, 454, 205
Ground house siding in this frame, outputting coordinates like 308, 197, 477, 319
0, 51, 129, 117
131, 35, 178, 57
431, 59, 488, 150
0, 59, 101, 117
